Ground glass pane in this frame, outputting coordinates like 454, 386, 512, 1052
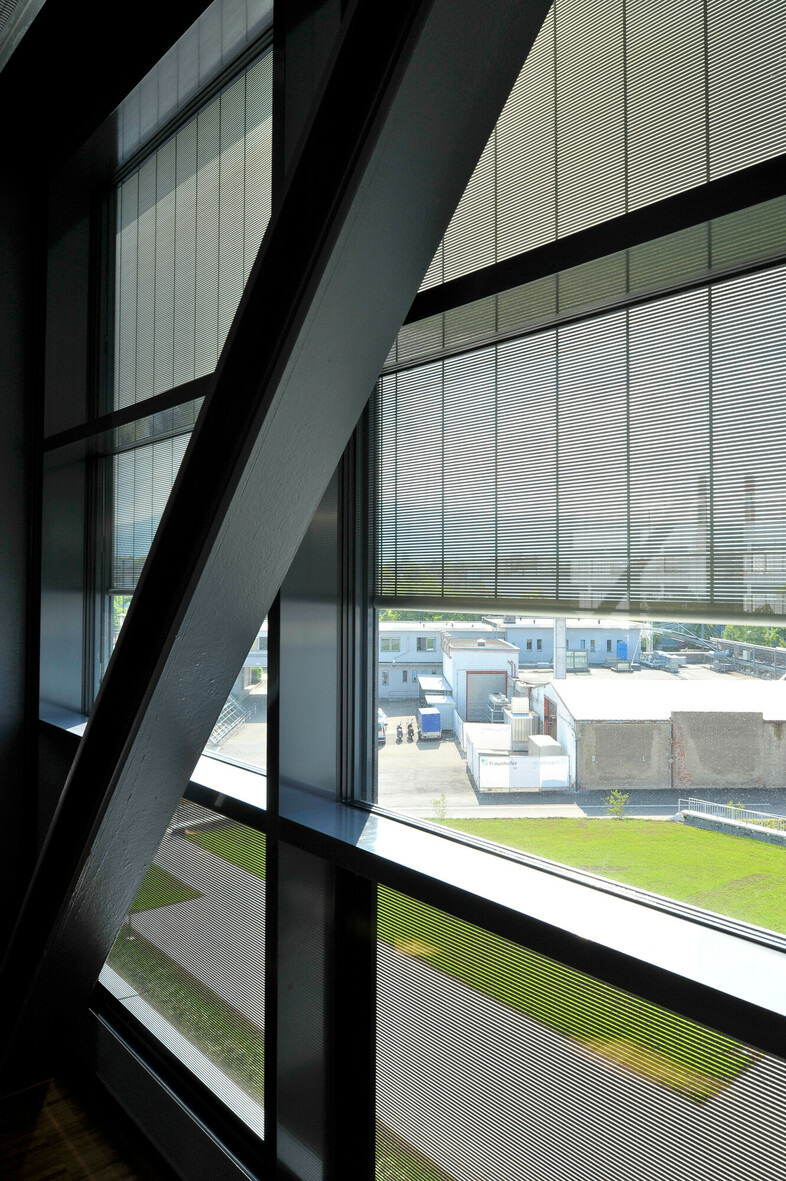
376, 886, 786, 1180
113, 47, 273, 410
379, 263, 786, 618
101, 800, 266, 1137
419, 0, 785, 292
374, 610, 786, 938
206, 616, 269, 774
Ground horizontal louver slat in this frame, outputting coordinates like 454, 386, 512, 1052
114, 47, 273, 412
415, 0, 784, 296
377, 265, 786, 619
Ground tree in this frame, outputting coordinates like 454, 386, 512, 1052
605, 790, 630, 820
722, 624, 786, 648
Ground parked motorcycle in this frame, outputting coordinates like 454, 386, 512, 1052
396, 722, 403, 743
407, 720, 415, 742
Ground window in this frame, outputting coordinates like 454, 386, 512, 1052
112, 52, 273, 410
35, 1, 786, 1178
536, 638, 542, 650
416, 636, 436, 651
590, 638, 596, 653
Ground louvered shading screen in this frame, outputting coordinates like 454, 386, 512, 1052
112, 434, 190, 592
117, 0, 272, 165
385, 196, 786, 374
377, 264, 786, 619
114, 49, 272, 409
101, 801, 266, 1138
377, 887, 786, 1181
420, 0, 786, 290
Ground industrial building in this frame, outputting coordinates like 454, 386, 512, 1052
377, 619, 489, 698
482, 616, 645, 667
1, 1, 785, 1179
378, 615, 645, 697
529, 679, 786, 792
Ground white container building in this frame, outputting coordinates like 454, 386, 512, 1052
441, 635, 519, 722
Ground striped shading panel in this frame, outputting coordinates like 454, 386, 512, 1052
377, 263, 786, 620
418, 0, 785, 291
113, 48, 272, 409
112, 434, 190, 593
102, 801, 266, 1138
376, 886, 786, 1181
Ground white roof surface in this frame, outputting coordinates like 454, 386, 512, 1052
379, 620, 493, 632
485, 616, 644, 630
551, 678, 786, 722
463, 723, 512, 751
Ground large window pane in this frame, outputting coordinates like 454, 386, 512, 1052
113, 47, 273, 409
376, 886, 786, 1180
378, 265, 786, 619
374, 610, 786, 938
101, 801, 266, 1138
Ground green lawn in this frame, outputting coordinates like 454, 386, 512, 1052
184, 824, 267, 878
378, 885, 754, 1103
434, 817, 786, 934
130, 863, 202, 913
376, 1124, 456, 1181
191, 820, 758, 1103
107, 933, 265, 1099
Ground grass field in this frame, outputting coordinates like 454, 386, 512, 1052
434, 817, 786, 934
378, 885, 754, 1103
129, 863, 201, 913
184, 824, 267, 877
107, 933, 265, 1097
186, 820, 757, 1102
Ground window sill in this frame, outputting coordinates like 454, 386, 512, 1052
278, 782, 786, 1056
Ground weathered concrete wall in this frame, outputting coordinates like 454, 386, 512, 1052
764, 719, 786, 789
682, 812, 786, 847
672, 711, 766, 792
577, 721, 671, 789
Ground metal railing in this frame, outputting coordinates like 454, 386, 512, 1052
679, 797, 786, 833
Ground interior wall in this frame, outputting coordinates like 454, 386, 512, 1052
0, 164, 36, 939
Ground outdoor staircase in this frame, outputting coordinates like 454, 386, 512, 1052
207, 697, 247, 747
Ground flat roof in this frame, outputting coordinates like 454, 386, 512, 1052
548, 678, 786, 722
379, 619, 494, 632
484, 616, 644, 630
442, 636, 518, 651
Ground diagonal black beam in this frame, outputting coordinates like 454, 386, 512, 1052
0, 0, 552, 1080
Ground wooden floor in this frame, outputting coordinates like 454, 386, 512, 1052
0, 1076, 174, 1180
